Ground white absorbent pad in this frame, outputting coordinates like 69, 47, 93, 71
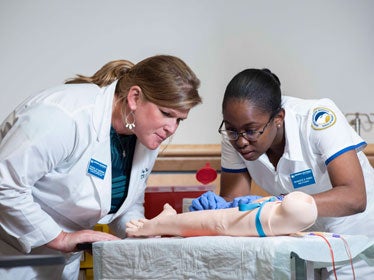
93, 234, 374, 280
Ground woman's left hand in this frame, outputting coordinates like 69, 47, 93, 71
46, 229, 121, 253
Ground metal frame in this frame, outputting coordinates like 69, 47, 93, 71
291, 252, 322, 280
0, 254, 65, 268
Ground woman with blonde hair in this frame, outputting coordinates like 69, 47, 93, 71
0, 55, 201, 279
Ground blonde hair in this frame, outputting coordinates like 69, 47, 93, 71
66, 55, 201, 110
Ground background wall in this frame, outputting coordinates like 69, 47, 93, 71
1, 0, 373, 144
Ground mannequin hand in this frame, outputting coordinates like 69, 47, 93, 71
46, 230, 120, 253
229, 195, 264, 207
189, 191, 230, 211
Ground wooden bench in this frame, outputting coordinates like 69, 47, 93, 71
148, 144, 374, 196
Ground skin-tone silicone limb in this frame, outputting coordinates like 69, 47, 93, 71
126, 191, 317, 237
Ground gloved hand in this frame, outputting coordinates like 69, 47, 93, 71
228, 195, 264, 208
189, 191, 230, 211
274, 195, 285, 201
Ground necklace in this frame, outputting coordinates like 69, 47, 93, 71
116, 133, 127, 158
111, 127, 128, 158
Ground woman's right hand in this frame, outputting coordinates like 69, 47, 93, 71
46, 229, 120, 253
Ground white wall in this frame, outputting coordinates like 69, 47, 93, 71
1, 0, 373, 144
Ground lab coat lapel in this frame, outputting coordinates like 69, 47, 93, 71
89, 81, 116, 215
88, 141, 112, 215
111, 141, 158, 219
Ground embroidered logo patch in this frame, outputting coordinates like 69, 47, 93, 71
140, 168, 149, 179
311, 107, 336, 130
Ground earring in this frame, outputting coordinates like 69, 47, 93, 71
124, 111, 136, 130
277, 124, 281, 128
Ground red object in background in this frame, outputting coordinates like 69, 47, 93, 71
196, 162, 217, 185
144, 185, 215, 219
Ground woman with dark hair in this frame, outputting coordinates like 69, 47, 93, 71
0, 55, 201, 279
192, 68, 374, 279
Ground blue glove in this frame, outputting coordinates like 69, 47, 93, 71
189, 191, 230, 211
229, 195, 263, 208
275, 195, 285, 201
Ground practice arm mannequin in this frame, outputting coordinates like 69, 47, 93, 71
126, 191, 317, 237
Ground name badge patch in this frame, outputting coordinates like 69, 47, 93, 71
87, 158, 107, 180
290, 169, 315, 189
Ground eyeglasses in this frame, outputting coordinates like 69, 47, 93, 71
218, 118, 273, 142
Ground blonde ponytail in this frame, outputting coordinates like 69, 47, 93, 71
65, 55, 201, 111
65, 60, 134, 87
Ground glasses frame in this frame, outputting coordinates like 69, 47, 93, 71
218, 117, 273, 142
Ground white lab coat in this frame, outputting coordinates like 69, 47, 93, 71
0, 81, 159, 279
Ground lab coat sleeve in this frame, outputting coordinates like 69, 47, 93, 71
108, 145, 158, 238
0, 105, 77, 253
